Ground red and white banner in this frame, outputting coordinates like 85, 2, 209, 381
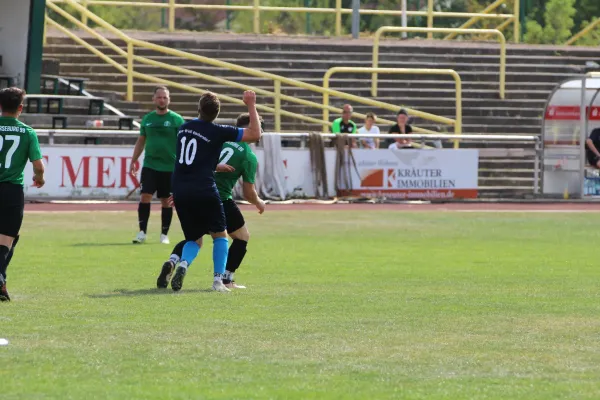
544, 106, 600, 120
24, 146, 477, 200
24, 146, 143, 199
339, 149, 479, 199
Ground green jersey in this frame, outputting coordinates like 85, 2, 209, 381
0, 117, 42, 186
140, 110, 185, 172
331, 118, 357, 134
216, 142, 258, 201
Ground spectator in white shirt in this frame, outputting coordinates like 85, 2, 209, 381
357, 112, 380, 149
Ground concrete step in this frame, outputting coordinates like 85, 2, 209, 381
85, 80, 554, 100
45, 34, 600, 58
45, 53, 582, 75
78, 72, 560, 91
43, 44, 600, 67
54, 63, 577, 83
20, 114, 134, 129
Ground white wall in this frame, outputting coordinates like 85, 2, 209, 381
0, 0, 32, 86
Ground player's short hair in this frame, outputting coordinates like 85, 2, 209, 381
236, 113, 265, 131
366, 112, 376, 120
198, 92, 220, 122
0, 87, 26, 114
154, 86, 169, 94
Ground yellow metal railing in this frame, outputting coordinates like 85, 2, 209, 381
47, 0, 520, 42
46, 0, 453, 134
565, 18, 600, 45
445, 0, 519, 44
323, 67, 462, 149
372, 27, 506, 100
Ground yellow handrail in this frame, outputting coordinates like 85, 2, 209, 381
565, 18, 600, 45
371, 27, 506, 100
46, 16, 329, 128
324, 67, 462, 149
47, 0, 518, 41
48, 0, 454, 132
444, 0, 520, 44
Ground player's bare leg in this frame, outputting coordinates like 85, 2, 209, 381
223, 225, 250, 289
133, 193, 153, 244
0, 234, 16, 302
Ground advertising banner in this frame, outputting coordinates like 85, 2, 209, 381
339, 149, 479, 200
24, 146, 142, 199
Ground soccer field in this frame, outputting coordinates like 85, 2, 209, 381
2, 208, 600, 399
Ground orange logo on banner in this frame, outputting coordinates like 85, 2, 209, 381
386, 169, 396, 188
360, 169, 384, 187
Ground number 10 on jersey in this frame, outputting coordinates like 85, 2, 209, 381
179, 137, 197, 165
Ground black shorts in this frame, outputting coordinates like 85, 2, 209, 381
223, 199, 246, 233
174, 194, 226, 241
0, 183, 24, 238
587, 152, 600, 167
140, 167, 172, 199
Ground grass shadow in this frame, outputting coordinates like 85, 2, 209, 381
71, 243, 144, 247
86, 288, 213, 298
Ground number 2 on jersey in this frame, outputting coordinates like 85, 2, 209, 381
0, 135, 21, 169
219, 147, 235, 165
179, 137, 198, 165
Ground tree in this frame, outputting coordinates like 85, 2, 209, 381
572, 18, 600, 46
524, 0, 576, 44
89, 4, 162, 31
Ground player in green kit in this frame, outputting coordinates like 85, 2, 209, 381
0, 88, 45, 302
156, 113, 265, 290
130, 86, 185, 245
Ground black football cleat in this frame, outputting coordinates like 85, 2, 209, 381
0, 276, 10, 302
157, 260, 175, 289
170, 266, 187, 292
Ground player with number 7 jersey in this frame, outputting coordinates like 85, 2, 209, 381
0, 87, 45, 302
168, 91, 261, 293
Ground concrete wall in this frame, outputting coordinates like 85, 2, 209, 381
0, 0, 32, 87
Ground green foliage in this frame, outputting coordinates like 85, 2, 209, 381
89, 4, 162, 31
573, 0, 600, 32
230, 0, 340, 35
572, 18, 600, 46
44, 0, 600, 44
523, 19, 544, 43
524, 0, 576, 44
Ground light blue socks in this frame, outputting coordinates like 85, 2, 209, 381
213, 237, 229, 277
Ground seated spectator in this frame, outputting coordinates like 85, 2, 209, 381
331, 104, 357, 135
586, 127, 600, 168
357, 112, 380, 149
387, 109, 413, 149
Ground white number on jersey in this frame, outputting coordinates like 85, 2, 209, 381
0, 135, 21, 169
218, 147, 235, 165
178, 136, 198, 165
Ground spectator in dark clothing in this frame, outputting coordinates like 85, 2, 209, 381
387, 109, 413, 149
586, 127, 600, 168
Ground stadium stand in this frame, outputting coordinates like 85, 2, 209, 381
43, 32, 600, 137
36, 30, 600, 196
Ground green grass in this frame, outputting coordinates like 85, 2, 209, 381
2, 210, 600, 399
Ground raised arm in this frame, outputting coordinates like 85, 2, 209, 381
240, 91, 261, 143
